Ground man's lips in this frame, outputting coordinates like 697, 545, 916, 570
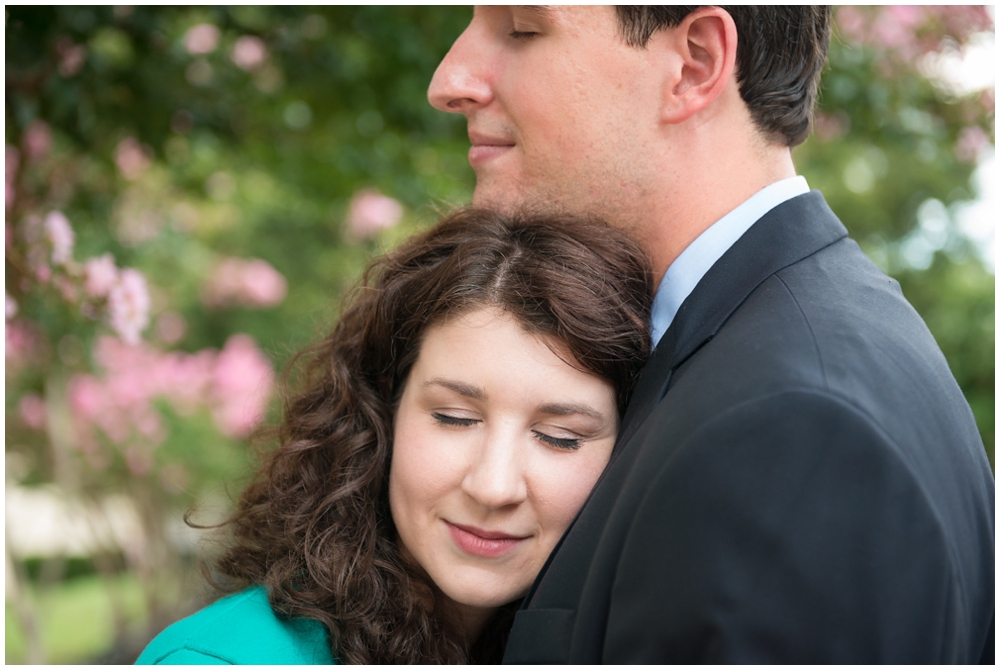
446, 521, 529, 558
468, 132, 514, 167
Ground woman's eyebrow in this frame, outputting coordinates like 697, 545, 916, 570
537, 402, 605, 421
423, 378, 488, 401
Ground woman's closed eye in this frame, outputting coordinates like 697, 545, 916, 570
432, 412, 479, 428
532, 430, 582, 451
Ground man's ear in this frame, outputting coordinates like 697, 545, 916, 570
657, 7, 738, 125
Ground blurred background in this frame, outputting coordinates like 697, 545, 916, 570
4, 6, 994, 664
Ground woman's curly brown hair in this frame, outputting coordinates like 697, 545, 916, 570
212, 208, 654, 663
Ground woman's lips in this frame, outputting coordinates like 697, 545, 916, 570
446, 521, 528, 558
468, 143, 514, 167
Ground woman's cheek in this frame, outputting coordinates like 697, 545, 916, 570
534, 438, 614, 528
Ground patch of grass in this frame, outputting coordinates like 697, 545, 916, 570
5, 572, 149, 664
5, 607, 28, 663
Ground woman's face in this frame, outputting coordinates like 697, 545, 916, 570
389, 307, 618, 632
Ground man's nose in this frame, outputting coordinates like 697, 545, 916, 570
427, 25, 493, 115
461, 427, 528, 510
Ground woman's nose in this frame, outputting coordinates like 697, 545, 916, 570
461, 428, 528, 510
427, 24, 494, 114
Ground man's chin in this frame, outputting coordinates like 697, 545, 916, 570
475, 192, 600, 230
472, 184, 552, 216
471, 187, 519, 213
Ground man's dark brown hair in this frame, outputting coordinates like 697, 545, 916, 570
616, 6, 831, 147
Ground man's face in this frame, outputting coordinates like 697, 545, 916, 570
428, 6, 662, 225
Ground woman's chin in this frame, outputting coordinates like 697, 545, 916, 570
437, 572, 530, 612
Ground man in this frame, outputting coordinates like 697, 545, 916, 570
428, 6, 994, 663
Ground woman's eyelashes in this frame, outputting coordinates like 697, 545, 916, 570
432, 412, 478, 427
532, 431, 582, 451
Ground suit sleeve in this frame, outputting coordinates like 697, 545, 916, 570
603, 390, 964, 663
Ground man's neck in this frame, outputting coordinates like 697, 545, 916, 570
638, 131, 797, 287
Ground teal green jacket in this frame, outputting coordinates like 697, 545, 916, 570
136, 586, 335, 665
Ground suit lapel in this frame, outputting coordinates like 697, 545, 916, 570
614, 191, 849, 450
517, 192, 849, 615
615, 347, 673, 451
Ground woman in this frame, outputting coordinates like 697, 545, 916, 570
137, 208, 653, 664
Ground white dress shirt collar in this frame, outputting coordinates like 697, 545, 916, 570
650, 176, 811, 347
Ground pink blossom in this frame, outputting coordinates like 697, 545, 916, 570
184, 24, 220, 55
201, 258, 245, 307
83, 253, 119, 298
155, 311, 187, 344
68, 374, 105, 421
886, 6, 926, 29
18, 394, 47, 430
93, 335, 214, 411
150, 348, 215, 413
982, 90, 995, 116
70, 372, 128, 443
6, 145, 20, 210
346, 189, 404, 239
44, 211, 75, 266
813, 112, 850, 143
67, 334, 273, 450
240, 259, 287, 306
67, 384, 102, 454
5, 323, 28, 362
835, 6, 866, 43
56, 37, 87, 77
23, 120, 53, 162
108, 268, 150, 344
75, 338, 161, 444
231, 36, 267, 71
6, 292, 17, 320
114, 137, 152, 181
6, 319, 40, 372
202, 257, 287, 308
53, 274, 79, 303
210, 334, 274, 438
954, 126, 989, 163
106, 360, 150, 409
837, 5, 995, 62
134, 406, 166, 443
871, 9, 922, 60
925, 5, 995, 44
94, 334, 142, 373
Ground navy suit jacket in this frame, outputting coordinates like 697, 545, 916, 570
503, 192, 995, 663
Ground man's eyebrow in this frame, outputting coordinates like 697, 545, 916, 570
423, 378, 488, 401
515, 5, 554, 20
538, 402, 606, 421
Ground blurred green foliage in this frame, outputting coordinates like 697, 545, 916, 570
5, 5, 994, 663
7, 6, 475, 358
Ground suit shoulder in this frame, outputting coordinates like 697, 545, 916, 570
664, 387, 911, 481
611, 389, 992, 662
135, 586, 335, 665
